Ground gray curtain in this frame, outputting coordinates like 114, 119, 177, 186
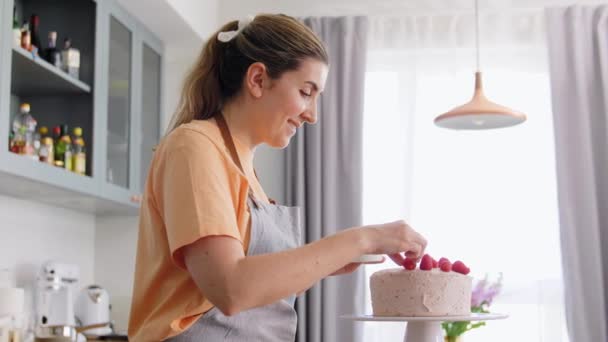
546, 5, 608, 342
288, 16, 368, 342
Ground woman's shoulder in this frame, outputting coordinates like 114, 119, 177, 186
160, 119, 224, 155
150, 119, 239, 177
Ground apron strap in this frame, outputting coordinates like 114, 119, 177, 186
215, 114, 276, 205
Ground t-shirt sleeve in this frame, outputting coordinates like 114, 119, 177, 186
157, 130, 243, 269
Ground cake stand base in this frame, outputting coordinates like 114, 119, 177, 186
342, 313, 508, 342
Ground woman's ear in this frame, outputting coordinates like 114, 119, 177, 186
245, 62, 267, 98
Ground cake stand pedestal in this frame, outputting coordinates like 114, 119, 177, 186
342, 313, 508, 342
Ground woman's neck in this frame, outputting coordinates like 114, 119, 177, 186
221, 101, 260, 152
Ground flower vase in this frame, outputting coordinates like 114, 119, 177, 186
444, 336, 463, 342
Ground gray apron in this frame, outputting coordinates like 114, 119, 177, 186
167, 115, 302, 342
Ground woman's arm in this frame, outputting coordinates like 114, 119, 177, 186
183, 220, 426, 316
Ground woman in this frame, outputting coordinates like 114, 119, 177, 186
128, 14, 427, 341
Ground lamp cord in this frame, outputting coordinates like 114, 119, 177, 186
475, 0, 480, 72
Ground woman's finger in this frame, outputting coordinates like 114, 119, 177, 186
404, 243, 423, 260
388, 253, 405, 266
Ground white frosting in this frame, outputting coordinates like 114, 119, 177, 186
370, 268, 472, 316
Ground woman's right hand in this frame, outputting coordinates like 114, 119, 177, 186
360, 220, 427, 266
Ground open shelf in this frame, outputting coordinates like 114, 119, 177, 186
11, 45, 91, 95
0, 152, 139, 215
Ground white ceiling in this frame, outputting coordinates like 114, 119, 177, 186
219, 0, 608, 21
114, 0, 208, 50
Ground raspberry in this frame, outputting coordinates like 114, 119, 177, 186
403, 258, 416, 270
438, 257, 450, 266
419, 254, 433, 271
452, 261, 470, 275
440, 260, 452, 272
431, 257, 439, 268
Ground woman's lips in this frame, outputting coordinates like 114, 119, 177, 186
288, 120, 299, 135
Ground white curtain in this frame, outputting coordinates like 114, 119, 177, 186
362, 9, 569, 342
546, 5, 608, 342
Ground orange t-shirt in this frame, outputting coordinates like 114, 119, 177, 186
128, 119, 269, 341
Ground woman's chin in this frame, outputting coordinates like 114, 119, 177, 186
268, 135, 292, 149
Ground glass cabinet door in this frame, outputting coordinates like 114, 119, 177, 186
140, 43, 161, 191
106, 15, 132, 188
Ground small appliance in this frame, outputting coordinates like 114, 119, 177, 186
35, 261, 79, 327
75, 285, 112, 336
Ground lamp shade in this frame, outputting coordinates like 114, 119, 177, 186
434, 72, 526, 130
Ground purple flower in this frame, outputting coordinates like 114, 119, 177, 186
471, 273, 503, 308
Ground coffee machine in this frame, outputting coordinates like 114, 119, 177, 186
35, 261, 79, 327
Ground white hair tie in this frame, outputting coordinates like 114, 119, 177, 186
217, 15, 255, 43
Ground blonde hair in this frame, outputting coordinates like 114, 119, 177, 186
166, 14, 329, 134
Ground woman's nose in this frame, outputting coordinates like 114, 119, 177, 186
301, 104, 318, 124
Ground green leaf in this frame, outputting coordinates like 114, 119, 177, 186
453, 322, 469, 336
469, 322, 486, 330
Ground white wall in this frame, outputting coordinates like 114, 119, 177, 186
167, 0, 220, 41
0, 194, 96, 319
94, 216, 139, 333
161, 46, 201, 133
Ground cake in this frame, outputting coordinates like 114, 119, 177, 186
370, 255, 472, 317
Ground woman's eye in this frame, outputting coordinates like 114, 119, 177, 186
300, 90, 312, 97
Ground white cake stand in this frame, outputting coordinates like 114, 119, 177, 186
342, 313, 508, 342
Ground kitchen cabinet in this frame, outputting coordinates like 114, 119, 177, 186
0, 0, 164, 214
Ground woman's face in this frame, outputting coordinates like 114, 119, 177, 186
257, 58, 328, 148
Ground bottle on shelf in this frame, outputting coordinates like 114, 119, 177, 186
52, 126, 61, 143
37, 126, 50, 160
9, 130, 23, 154
33, 130, 41, 160
8, 131, 16, 153
39, 126, 49, 140
29, 14, 41, 56
72, 127, 86, 175
43, 31, 62, 68
39, 127, 54, 164
12, 6, 21, 46
21, 126, 37, 158
39, 137, 54, 165
61, 37, 80, 79
11, 103, 37, 157
20, 20, 31, 51
55, 124, 73, 171
17, 126, 29, 155
52, 126, 62, 168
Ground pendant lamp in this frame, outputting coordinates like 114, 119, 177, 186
434, 0, 526, 130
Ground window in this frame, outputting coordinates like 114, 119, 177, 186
361, 64, 569, 341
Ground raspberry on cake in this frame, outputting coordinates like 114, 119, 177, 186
370, 254, 473, 317
402, 258, 417, 270
440, 260, 452, 272
452, 260, 470, 275
419, 254, 433, 271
